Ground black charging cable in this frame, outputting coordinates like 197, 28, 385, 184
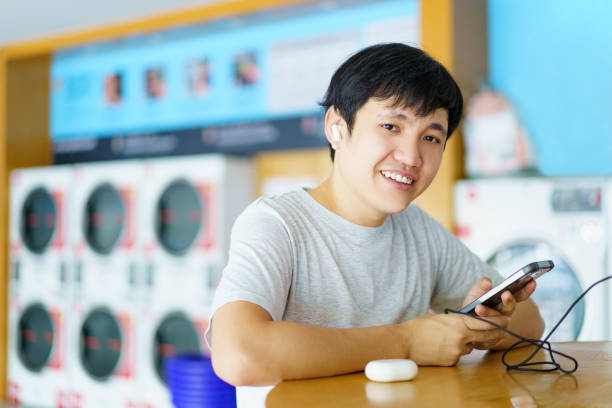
445, 275, 612, 374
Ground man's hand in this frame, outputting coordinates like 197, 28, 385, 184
399, 313, 510, 366
461, 277, 538, 349
463, 277, 537, 316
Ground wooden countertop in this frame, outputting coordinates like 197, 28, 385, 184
266, 341, 612, 407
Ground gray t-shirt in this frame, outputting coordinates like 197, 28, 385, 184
209, 188, 502, 332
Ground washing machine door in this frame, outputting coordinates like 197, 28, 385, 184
84, 184, 125, 255
155, 180, 203, 256
18, 303, 54, 372
488, 241, 584, 342
21, 187, 56, 254
79, 308, 122, 381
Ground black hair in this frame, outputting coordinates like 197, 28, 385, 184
319, 43, 463, 161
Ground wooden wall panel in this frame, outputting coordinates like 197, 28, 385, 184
6, 55, 53, 170
0, 53, 53, 400
415, 0, 457, 230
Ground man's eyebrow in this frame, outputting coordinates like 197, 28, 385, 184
376, 111, 411, 121
429, 122, 447, 134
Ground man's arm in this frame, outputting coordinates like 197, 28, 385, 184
210, 301, 404, 386
210, 300, 511, 386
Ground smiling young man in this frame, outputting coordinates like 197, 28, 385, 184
208, 43, 545, 405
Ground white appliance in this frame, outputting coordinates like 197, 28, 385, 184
69, 161, 143, 407
7, 166, 73, 407
138, 154, 253, 408
454, 177, 609, 342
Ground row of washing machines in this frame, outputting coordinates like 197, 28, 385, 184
7, 154, 253, 407
455, 177, 612, 343
11, 157, 612, 405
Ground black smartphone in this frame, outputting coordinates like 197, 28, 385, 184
460, 260, 554, 315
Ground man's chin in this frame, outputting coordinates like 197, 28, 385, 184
379, 199, 413, 215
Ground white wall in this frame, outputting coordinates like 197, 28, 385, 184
0, 0, 219, 46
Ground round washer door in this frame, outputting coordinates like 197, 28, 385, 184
21, 188, 57, 254
80, 308, 122, 380
84, 184, 125, 255
18, 303, 55, 372
155, 180, 203, 256
154, 312, 201, 383
488, 241, 584, 341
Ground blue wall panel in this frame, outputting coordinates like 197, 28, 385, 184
488, 0, 612, 175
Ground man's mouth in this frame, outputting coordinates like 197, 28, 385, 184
380, 170, 414, 185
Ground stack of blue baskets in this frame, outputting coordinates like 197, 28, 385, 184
165, 353, 237, 408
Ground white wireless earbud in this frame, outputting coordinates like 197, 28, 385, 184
331, 125, 341, 142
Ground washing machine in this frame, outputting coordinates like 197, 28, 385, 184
137, 154, 253, 408
7, 166, 73, 407
454, 177, 609, 342
69, 161, 144, 407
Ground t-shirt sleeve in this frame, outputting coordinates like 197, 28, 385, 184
205, 201, 293, 345
420, 210, 504, 313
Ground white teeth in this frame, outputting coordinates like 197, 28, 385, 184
382, 171, 413, 185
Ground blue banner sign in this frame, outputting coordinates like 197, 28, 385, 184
50, 0, 419, 162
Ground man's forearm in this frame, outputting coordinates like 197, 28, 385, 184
225, 320, 406, 385
210, 302, 408, 386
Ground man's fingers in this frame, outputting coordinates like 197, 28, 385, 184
476, 280, 536, 318
514, 280, 537, 302
480, 277, 493, 291
498, 290, 517, 316
462, 277, 493, 307
469, 327, 506, 344
462, 342, 475, 355
474, 304, 502, 317
462, 314, 510, 331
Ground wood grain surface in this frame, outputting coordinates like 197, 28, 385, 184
267, 342, 612, 408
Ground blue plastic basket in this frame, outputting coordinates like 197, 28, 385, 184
165, 353, 236, 408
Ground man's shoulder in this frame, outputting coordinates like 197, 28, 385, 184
230, 189, 318, 249
237, 189, 311, 229
249, 189, 308, 216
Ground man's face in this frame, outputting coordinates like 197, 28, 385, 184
333, 97, 448, 223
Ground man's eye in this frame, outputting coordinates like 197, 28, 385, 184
424, 135, 441, 143
382, 124, 398, 131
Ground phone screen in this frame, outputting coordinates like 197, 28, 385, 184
460, 260, 554, 315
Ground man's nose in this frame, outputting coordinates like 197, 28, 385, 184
392, 139, 422, 167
